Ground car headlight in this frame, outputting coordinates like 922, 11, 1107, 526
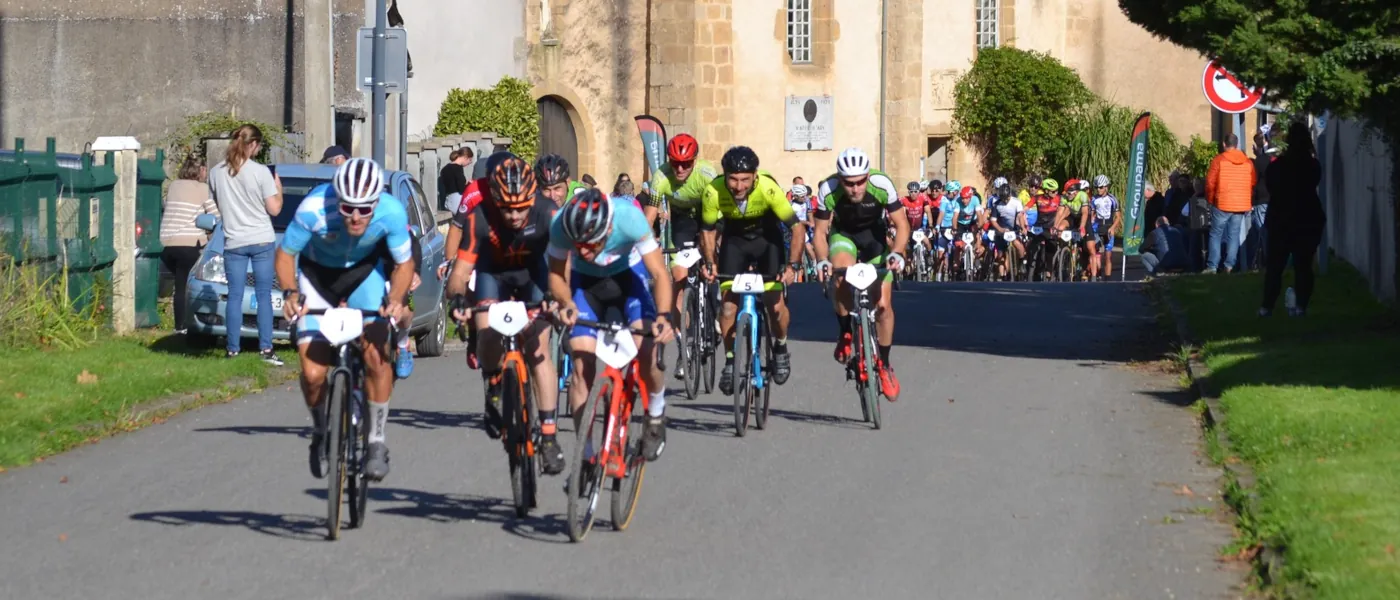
197, 254, 229, 284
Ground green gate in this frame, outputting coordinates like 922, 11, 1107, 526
135, 150, 167, 327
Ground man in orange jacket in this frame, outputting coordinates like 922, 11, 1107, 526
1204, 133, 1257, 272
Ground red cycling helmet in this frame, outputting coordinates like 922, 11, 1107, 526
960, 186, 975, 200
667, 133, 699, 163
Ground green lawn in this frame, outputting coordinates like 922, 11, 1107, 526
1166, 264, 1400, 598
0, 334, 284, 468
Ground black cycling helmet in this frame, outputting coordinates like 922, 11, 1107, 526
720, 145, 760, 174
1028, 174, 1044, 190
906, 181, 920, 192
534, 153, 570, 186
558, 187, 613, 244
929, 179, 944, 192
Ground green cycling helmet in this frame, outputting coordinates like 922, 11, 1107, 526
1041, 178, 1060, 192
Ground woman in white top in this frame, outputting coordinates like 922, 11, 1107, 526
208, 124, 284, 364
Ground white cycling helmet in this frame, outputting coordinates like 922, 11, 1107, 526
1092, 174, 1111, 188
333, 157, 385, 206
835, 147, 871, 177
918, 180, 930, 191
790, 184, 810, 198
991, 176, 1009, 189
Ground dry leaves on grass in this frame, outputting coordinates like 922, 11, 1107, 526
1174, 485, 1195, 497
76, 370, 99, 385
1220, 544, 1262, 563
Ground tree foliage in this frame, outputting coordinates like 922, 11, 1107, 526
1179, 135, 1218, 180
1047, 104, 1181, 201
953, 48, 1095, 182
433, 76, 540, 161
158, 112, 302, 168
1118, 0, 1400, 135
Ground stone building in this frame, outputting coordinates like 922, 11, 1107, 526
523, 0, 1215, 188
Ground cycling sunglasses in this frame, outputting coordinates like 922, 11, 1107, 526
669, 159, 696, 170
338, 202, 377, 219
841, 176, 869, 188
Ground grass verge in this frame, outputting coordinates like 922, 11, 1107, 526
1165, 263, 1400, 599
0, 333, 292, 469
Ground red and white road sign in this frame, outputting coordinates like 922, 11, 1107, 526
1202, 60, 1264, 114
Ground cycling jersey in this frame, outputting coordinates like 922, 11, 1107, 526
648, 159, 719, 213
1034, 192, 1062, 225
936, 195, 959, 229
567, 180, 588, 199
546, 195, 658, 278
899, 195, 928, 229
701, 170, 796, 236
958, 195, 982, 225
458, 197, 559, 304
990, 195, 1023, 229
814, 169, 901, 234
1089, 193, 1119, 221
281, 183, 413, 343
1063, 190, 1088, 221
451, 178, 487, 223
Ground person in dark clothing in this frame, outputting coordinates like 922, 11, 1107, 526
1140, 216, 1189, 276
1162, 172, 1193, 229
438, 147, 473, 212
1260, 121, 1326, 317
1243, 127, 1277, 269
1142, 182, 1164, 237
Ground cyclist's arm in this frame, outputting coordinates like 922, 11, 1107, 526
640, 243, 673, 316
545, 220, 574, 308
384, 212, 416, 307
446, 212, 480, 297
887, 201, 911, 257
699, 184, 721, 266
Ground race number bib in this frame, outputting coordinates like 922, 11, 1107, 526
731, 273, 765, 294
319, 308, 365, 346
846, 263, 878, 290
911, 230, 926, 243
595, 329, 639, 369
674, 248, 702, 269
487, 301, 528, 337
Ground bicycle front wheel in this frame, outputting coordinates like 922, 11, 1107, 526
861, 309, 883, 430
682, 286, 701, 400
324, 370, 350, 540
610, 394, 646, 531
503, 364, 537, 518
566, 372, 611, 543
754, 312, 772, 430
347, 381, 370, 529
732, 313, 753, 437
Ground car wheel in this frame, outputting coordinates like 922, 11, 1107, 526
415, 309, 446, 358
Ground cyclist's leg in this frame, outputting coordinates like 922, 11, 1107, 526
1085, 238, 1101, 278
715, 233, 751, 393
566, 272, 605, 427
760, 234, 793, 384
624, 267, 667, 461
860, 240, 900, 399
829, 232, 859, 362
1104, 234, 1116, 278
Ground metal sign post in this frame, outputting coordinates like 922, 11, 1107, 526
372, 0, 387, 165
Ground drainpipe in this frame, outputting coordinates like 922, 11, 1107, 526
879, 0, 888, 170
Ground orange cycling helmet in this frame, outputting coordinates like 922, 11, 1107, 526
490, 153, 537, 209
667, 133, 699, 163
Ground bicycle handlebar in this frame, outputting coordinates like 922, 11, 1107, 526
829, 266, 891, 276
451, 300, 552, 341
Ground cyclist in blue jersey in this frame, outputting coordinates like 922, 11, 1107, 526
276, 158, 414, 482
933, 181, 961, 269
548, 188, 676, 462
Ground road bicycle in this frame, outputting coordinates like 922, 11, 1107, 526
718, 271, 777, 436
662, 243, 717, 400
564, 319, 656, 542
910, 230, 932, 282
456, 299, 548, 518
829, 264, 888, 430
304, 307, 398, 540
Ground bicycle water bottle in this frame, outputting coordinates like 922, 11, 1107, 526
1284, 287, 1296, 311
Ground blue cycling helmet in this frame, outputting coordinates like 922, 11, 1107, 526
944, 180, 961, 193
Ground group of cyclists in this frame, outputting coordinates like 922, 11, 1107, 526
787, 172, 1125, 283
270, 133, 912, 490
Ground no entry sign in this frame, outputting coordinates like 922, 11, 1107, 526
1202, 60, 1264, 114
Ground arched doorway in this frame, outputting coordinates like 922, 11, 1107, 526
537, 96, 579, 177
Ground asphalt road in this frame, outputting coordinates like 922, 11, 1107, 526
0, 281, 1243, 600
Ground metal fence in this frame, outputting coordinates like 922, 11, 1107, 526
0, 138, 123, 316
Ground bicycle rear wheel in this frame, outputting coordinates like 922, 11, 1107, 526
503, 364, 537, 518
324, 370, 350, 540
566, 372, 610, 543
610, 394, 646, 531
682, 286, 701, 400
860, 309, 883, 430
732, 313, 753, 436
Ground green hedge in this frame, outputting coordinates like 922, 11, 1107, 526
433, 76, 539, 161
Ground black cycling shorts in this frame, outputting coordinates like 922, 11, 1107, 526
718, 231, 783, 280
670, 210, 700, 249
474, 263, 548, 305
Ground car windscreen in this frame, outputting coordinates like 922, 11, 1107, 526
273, 178, 395, 232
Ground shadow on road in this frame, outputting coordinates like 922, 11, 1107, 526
129, 509, 326, 541
195, 425, 311, 437
783, 281, 1169, 365
301, 487, 579, 544
674, 402, 866, 431
194, 408, 490, 438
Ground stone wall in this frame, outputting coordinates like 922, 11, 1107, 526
0, 0, 366, 154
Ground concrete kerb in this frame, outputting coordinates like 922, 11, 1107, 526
1159, 284, 1287, 587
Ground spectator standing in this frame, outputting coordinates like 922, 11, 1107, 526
209, 124, 284, 365
320, 145, 349, 166
1142, 182, 1163, 237
1187, 177, 1211, 272
1162, 172, 1192, 229
160, 156, 219, 334
1260, 121, 1327, 317
1243, 126, 1277, 270
1204, 134, 1257, 273
439, 147, 474, 212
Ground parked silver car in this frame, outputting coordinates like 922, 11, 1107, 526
185, 164, 449, 357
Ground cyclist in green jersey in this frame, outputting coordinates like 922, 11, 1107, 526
813, 147, 910, 401
644, 133, 720, 380
535, 154, 579, 206
699, 147, 805, 392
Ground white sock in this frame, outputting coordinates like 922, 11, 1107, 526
648, 391, 666, 417
368, 401, 390, 444
398, 335, 409, 350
